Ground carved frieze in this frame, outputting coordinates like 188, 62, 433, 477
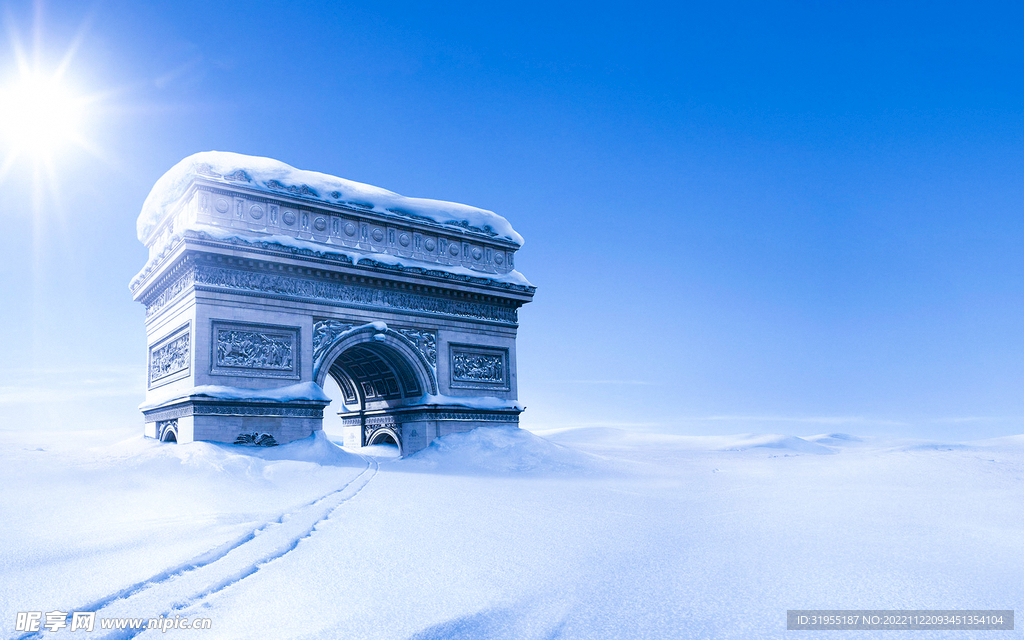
449, 344, 510, 390
181, 264, 519, 324
144, 267, 195, 316
266, 179, 318, 197
149, 323, 191, 388
210, 321, 300, 379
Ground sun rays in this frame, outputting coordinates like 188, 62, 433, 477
0, 2, 104, 210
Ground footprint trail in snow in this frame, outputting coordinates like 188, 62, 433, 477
22, 457, 378, 640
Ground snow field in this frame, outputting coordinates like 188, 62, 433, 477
2, 426, 1022, 639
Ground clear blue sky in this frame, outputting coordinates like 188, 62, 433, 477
1, 0, 1022, 439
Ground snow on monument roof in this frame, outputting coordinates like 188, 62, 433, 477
137, 151, 525, 245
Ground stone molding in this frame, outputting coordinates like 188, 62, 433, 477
340, 408, 520, 426
185, 228, 531, 290
194, 264, 520, 324
143, 398, 326, 423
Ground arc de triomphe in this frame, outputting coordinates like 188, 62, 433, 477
131, 152, 534, 455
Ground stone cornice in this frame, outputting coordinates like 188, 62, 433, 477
131, 229, 536, 299
142, 397, 328, 423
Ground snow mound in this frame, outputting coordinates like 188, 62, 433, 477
727, 433, 836, 454
139, 151, 524, 245
100, 430, 362, 470
405, 426, 607, 475
236, 431, 363, 466
532, 426, 635, 445
804, 433, 865, 446
540, 428, 835, 454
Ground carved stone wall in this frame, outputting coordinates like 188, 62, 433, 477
313, 319, 353, 371
396, 328, 437, 367
314, 319, 437, 373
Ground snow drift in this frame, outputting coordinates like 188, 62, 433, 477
404, 426, 608, 475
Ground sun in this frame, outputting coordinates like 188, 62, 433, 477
0, 5, 105, 208
0, 70, 87, 160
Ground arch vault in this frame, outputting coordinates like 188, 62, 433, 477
132, 152, 535, 455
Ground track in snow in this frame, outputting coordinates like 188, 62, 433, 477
17, 456, 378, 640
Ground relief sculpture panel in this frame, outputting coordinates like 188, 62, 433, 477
211, 321, 300, 379
149, 323, 191, 388
217, 331, 293, 369
449, 344, 510, 390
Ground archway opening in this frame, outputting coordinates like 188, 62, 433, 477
161, 429, 177, 443
326, 341, 423, 411
364, 430, 402, 458
369, 432, 397, 446
316, 326, 438, 454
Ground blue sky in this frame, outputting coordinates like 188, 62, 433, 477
1, 0, 1022, 438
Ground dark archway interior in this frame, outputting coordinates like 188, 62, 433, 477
162, 430, 177, 443
327, 342, 422, 409
370, 432, 398, 446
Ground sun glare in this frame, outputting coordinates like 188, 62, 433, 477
0, 71, 87, 160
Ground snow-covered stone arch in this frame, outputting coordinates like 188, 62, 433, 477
132, 152, 534, 455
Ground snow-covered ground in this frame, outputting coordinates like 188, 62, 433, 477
1, 425, 1021, 639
